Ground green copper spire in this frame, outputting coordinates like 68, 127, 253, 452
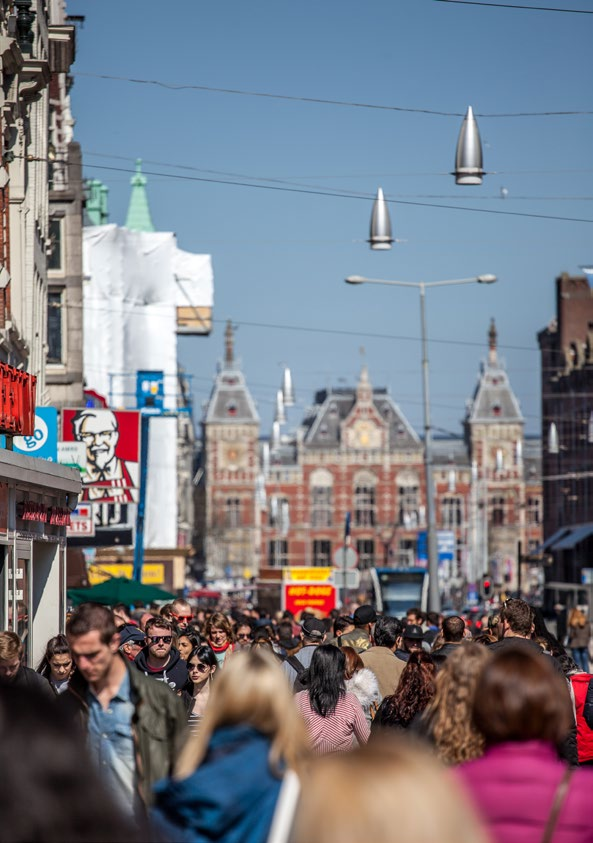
125, 159, 155, 232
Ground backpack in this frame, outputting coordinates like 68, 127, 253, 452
286, 654, 307, 693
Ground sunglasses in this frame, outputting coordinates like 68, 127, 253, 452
189, 663, 209, 673
148, 635, 172, 644
237, 633, 252, 640
173, 614, 193, 621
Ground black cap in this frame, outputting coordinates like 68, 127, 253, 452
403, 623, 424, 640
301, 617, 326, 639
119, 624, 146, 646
353, 605, 377, 626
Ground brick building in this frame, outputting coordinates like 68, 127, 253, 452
538, 272, 593, 595
199, 322, 543, 601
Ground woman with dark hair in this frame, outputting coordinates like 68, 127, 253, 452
456, 647, 593, 842
185, 644, 218, 736
295, 644, 369, 753
177, 629, 202, 661
36, 633, 74, 695
372, 651, 436, 732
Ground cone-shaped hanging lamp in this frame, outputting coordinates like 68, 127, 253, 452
454, 106, 484, 185
369, 187, 393, 250
282, 366, 295, 407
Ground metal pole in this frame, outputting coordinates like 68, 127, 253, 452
342, 511, 351, 610
517, 539, 522, 599
419, 285, 440, 612
133, 413, 150, 582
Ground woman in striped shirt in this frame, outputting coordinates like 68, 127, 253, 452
186, 644, 217, 735
296, 645, 370, 753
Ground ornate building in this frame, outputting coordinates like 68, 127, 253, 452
199, 322, 543, 600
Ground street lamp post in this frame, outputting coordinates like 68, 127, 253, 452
344, 273, 497, 612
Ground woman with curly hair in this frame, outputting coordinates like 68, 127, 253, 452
421, 643, 491, 765
372, 651, 436, 732
205, 611, 236, 669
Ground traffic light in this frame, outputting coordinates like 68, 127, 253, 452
482, 576, 492, 598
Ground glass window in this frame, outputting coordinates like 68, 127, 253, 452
47, 289, 63, 364
527, 496, 541, 526
225, 498, 241, 528
48, 218, 62, 271
268, 540, 288, 567
311, 486, 332, 527
441, 496, 463, 529
354, 486, 376, 527
356, 539, 375, 570
398, 485, 420, 528
312, 539, 331, 567
491, 496, 505, 527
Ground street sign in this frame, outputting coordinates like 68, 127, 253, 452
58, 441, 87, 473
333, 545, 359, 569
67, 504, 95, 537
333, 569, 361, 590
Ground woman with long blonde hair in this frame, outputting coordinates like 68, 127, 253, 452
152, 648, 309, 843
293, 736, 489, 843
421, 643, 491, 765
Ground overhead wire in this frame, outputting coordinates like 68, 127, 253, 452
72, 72, 593, 117
82, 162, 593, 224
434, 0, 593, 13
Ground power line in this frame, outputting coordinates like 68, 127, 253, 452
73, 72, 593, 118
82, 162, 593, 225
434, 0, 593, 12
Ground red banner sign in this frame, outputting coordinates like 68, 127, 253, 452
284, 583, 336, 618
17, 502, 71, 526
0, 364, 36, 435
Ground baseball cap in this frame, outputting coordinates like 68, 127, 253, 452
119, 624, 146, 646
301, 617, 326, 639
353, 605, 377, 626
403, 623, 424, 640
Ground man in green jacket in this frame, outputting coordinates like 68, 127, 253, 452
63, 602, 186, 814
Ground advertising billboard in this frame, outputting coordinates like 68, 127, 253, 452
62, 408, 140, 504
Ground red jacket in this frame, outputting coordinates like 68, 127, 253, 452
570, 673, 593, 763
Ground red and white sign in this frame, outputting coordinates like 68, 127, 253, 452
282, 568, 336, 618
67, 504, 95, 537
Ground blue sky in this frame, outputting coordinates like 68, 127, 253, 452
71, 0, 592, 438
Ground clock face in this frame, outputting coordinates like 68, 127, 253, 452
348, 420, 380, 449
220, 442, 247, 471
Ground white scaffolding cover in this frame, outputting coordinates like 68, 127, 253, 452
82, 224, 213, 548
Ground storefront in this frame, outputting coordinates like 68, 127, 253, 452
0, 448, 80, 667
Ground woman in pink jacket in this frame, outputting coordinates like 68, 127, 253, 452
456, 646, 593, 843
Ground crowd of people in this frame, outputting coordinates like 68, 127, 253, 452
1, 595, 593, 842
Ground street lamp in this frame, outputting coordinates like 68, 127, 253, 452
344, 273, 497, 612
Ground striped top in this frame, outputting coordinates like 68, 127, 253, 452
296, 690, 370, 754
187, 711, 202, 737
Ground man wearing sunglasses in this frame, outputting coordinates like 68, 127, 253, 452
170, 598, 194, 632
134, 618, 188, 692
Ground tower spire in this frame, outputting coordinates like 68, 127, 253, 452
225, 320, 234, 366
125, 159, 155, 232
488, 318, 498, 366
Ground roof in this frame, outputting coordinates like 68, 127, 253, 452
301, 386, 420, 450
203, 322, 259, 425
466, 320, 524, 425
432, 437, 470, 468
125, 159, 155, 232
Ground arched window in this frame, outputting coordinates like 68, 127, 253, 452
490, 496, 505, 527
354, 470, 377, 527
310, 468, 333, 528
441, 496, 463, 530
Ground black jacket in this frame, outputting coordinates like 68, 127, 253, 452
6, 665, 55, 700
134, 646, 188, 692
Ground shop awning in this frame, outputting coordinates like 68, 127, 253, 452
540, 527, 573, 552
552, 523, 593, 551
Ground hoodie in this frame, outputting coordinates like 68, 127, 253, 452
134, 647, 188, 692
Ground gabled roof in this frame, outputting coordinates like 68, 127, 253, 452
203, 322, 259, 425
301, 371, 420, 451
466, 319, 524, 425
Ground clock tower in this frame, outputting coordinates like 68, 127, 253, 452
201, 322, 260, 579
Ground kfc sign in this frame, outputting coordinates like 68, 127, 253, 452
62, 409, 140, 504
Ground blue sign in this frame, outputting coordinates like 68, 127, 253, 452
136, 370, 165, 412
417, 530, 456, 567
1, 407, 58, 461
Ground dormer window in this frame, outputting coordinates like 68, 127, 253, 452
226, 401, 237, 416
491, 404, 501, 416
319, 424, 328, 438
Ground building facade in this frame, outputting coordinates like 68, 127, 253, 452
200, 322, 543, 601
538, 272, 593, 594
